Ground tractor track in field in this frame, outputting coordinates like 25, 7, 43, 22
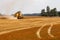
0, 21, 60, 40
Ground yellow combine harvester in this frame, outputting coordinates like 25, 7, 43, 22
14, 11, 23, 19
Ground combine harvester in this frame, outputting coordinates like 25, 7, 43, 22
14, 11, 23, 19
0, 11, 23, 19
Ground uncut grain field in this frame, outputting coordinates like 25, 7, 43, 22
0, 16, 60, 40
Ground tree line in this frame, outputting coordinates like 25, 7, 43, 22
40, 6, 60, 17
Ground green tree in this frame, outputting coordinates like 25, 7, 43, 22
50, 8, 58, 16
46, 6, 50, 16
53, 8, 59, 16
41, 9, 45, 16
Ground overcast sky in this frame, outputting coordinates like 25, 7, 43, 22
0, 0, 60, 15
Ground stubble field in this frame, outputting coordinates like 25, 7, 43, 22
0, 16, 60, 40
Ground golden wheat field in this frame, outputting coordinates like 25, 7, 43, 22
0, 16, 60, 40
